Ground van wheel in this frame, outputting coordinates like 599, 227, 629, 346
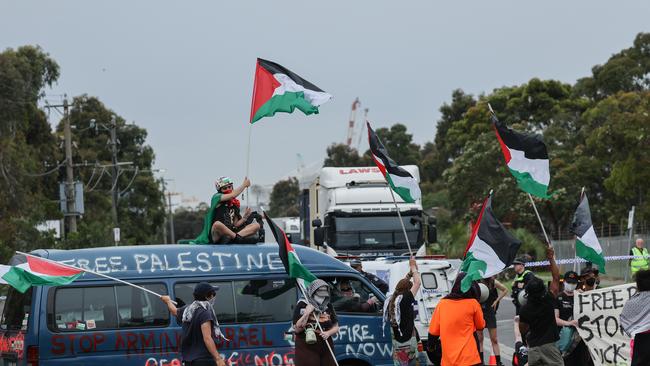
339, 360, 371, 366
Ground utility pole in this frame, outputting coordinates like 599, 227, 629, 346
62, 97, 78, 233
110, 115, 119, 227
168, 191, 176, 244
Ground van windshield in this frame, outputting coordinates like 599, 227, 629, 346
0, 287, 32, 331
331, 216, 419, 250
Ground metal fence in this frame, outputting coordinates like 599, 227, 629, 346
552, 233, 649, 280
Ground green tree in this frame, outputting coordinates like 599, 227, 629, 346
57, 95, 165, 248
323, 143, 364, 167
268, 177, 300, 217
173, 205, 208, 242
0, 46, 61, 262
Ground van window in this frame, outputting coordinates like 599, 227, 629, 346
174, 280, 296, 324
174, 282, 236, 324
235, 279, 295, 323
0, 288, 32, 331
327, 277, 381, 314
421, 273, 438, 289
51, 284, 169, 331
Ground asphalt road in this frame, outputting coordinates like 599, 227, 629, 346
483, 296, 517, 365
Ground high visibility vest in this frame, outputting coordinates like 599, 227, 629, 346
631, 247, 650, 273
514, 270, 532, 284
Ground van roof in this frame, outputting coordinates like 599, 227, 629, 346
28, 244, 353, 280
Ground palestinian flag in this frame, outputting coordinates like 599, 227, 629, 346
461, 194, 522, 292
492, 114, 551, 199
570, 193, 606, 273
264, 212, 317, 286
249, 58, 332, 123
367, 122, 421, 203
0, 254, 83, 293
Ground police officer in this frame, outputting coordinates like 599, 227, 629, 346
350, 259, 389, 294
630, 238, 650, 277
511, 257, 534, 345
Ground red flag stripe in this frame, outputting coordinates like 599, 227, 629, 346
492, 124, 512, 164
249, 60, 281, 122
26, 256, 82, 277
463, 195, 489, 258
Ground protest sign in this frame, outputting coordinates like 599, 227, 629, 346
574, 283, 637, 366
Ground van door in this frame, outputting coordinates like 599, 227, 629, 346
39, 282, 173, 366
0, 287, 34, 366
173, 277, 297, 365
416, 268, 450, 340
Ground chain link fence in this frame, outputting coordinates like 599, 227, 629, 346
552, 233, 649, 280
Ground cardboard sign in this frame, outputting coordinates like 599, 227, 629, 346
574, 283, 637, 366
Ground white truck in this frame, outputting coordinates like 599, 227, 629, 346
303, 166, 436, 257
360, 257, 458, 344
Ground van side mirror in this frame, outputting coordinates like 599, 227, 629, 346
427, 223, 437, 243
312, 218, 322, 228
314, 227, 325, 247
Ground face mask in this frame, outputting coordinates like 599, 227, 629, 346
564, 283, 577, 292
222, 188, 233, 194
313, 294, 330, 305
208, 296, 217, 306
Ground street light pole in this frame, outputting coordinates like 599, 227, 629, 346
110, 115, 119, 228
62, 97, 78, 233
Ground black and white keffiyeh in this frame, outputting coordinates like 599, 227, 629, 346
620, 291, 650, 337
182, 301, 228, 340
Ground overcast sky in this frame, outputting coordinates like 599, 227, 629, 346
2, 1, 649, 205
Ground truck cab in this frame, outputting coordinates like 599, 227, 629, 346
304, 166, 435, 257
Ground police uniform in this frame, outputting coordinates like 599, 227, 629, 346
362, 271, 389, 294
631, 246, 650, 276
511, 268, 534, 315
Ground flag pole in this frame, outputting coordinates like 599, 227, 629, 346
244, 123, 253, 205
388, 188, 413, 255
296, 281, 340, 366
574, 187, 585, 271
16, 251, 177, 305
526, 193, 552, 248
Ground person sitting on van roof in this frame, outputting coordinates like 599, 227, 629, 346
190, 176, 261, 244
161, 282, 226, 366
350, 259, 389, 294
330, 279, 378, 313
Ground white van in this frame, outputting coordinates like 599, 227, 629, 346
356, 257, 458, 342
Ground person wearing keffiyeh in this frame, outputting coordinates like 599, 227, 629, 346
620, 269, 650, 366
161, 282, 226, 366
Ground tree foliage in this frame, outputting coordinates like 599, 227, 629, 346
268, 177, 300, 217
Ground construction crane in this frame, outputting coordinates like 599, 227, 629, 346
356, 107, 369, 149
346, 98, 361, 146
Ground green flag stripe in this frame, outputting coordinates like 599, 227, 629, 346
508, 167, 550, 198
576, 239, 606, 273
251, 91, 319, 123
288, 251, 317, 285
385, 174, 415, 203
2, 266, 82, 293
460, 252, 488, 293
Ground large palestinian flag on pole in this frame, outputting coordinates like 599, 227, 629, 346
461, 194, 522, 292
367, 122, 421, 203
570, 193, 606, 273
0, 254, 83, 293
264, 213, 317, 287
249, 58, 332, 124
492, 114, 551, 199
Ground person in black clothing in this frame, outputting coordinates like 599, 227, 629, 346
511, 257, 535, 344
210, 176, 261, 244
385, 258, 422, 365
518, 247, 563, 366
161, 282, 226, 366
330, 279, 379, 313
350, 259, 389, 294
555, 271, 593, 365
293, 279, 339, 366
477, 276, 508, 366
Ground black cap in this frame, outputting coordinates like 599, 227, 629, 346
563, 271, 579, 283
512, 258, 526, 265
193, 282, 219, 297
350, 259, 362, 266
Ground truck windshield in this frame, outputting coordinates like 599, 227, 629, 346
0, 287, 32, 331
331, 216, 419, 249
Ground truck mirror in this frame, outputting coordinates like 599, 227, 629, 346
312, 218, 323, 228
427, 223, 437, 243
314, 227, 325, 247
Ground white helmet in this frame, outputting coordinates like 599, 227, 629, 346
215, 176, 234, 191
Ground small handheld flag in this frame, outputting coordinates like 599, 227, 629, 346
0, 254, 83, 293
491, 112, 551, 199
570, 192, 606, 273
367, 121, 421, 203
264, 212, 317, 286
461, 193, 522, 292
250, 59, 332, 124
